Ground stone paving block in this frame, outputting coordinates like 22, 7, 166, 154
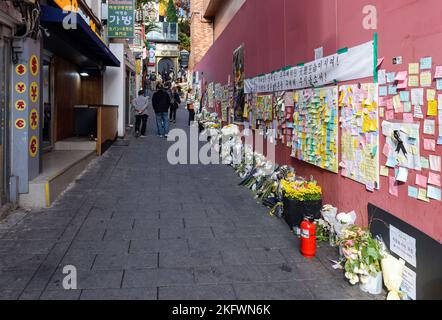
257, 263, 315, 282
67, 240, 131, 255
0, 269, 35, 291
134, 217, 183, 229
39, 289, 82, 300
129, 239, 189, 254
159, 226, 213, 240
0, 290, 21, 300
159, 284, 236, 300
159, 250, 223, 268
188, 238, 248, 252
92, 252, 157, 270
80, 287, 157, 300
0, 240, 54, 255
123, 268, 195, 288
233, 281, 314, 300
47, 269, 124, 290
211, 225, 269, 239
194, 265, 266, 285
59, 252, 97, 270
0, 254, 46, 271
244, 236, 296, 250
103, 227, 159, 241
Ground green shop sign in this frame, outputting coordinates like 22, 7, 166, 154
108, 0, 135, 38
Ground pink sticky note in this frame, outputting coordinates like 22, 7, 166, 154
428, 172, 441, 187
416, 174, 428, 188
378, 97, 386, 106
389, 176, 399, 197
397, 80, 408, 90
424, 139, 436, 151
377, 57, 385, 68
386, 99, 394, 110
383, 143, 391, 157
395, 71, 408, 81
385, 110, 395, 120
435, 66, 442, 79
403, 113, 414, 123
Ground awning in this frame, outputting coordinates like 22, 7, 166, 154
41, 5, 120, 67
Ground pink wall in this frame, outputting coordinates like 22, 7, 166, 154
195, 0, 442, 243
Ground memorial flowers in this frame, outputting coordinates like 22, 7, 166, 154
281, 179, 322, 201
339, 226, 382, 286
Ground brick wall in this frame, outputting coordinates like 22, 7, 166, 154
189, 0, 213, 71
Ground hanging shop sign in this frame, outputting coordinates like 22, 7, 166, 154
245, 40, 374, 94
108, 0, 135, 38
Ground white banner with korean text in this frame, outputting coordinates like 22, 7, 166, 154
244, 40, 374, 94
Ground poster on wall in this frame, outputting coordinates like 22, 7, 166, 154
233, 44, 245, 122
291, 86, 339, 173
339, 83, 380, 190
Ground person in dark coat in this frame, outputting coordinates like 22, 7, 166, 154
152, 83, 171, 137
169, 87, 181, 124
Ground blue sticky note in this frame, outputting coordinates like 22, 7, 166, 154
388, 85, 397, 95
386, 155, 398, 168
408, 186, 418, 199
420, 57, 432, 70
437, 79, 442, 90
379, 86, 388, 97
400, 91, 410, 102
427, 186, 441, 201
387, 72, 396, 83
438, 137, 442, 145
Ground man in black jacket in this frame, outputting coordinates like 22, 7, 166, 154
152, 83, 171, 138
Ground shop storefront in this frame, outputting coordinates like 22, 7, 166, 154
17, 3, 120, 208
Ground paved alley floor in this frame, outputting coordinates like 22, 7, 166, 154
0, 107, 379, 300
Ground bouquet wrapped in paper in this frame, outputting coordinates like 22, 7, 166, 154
381, 254, 405, 300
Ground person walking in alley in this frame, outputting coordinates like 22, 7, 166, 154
169, 87, 181, 124
152, 83, 171, 138
186, 88, 195, 126
132, 89, 150, 138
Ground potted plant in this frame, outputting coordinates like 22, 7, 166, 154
339, 226, 383, 295
281, 178, 322, 230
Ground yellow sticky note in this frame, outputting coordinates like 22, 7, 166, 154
393, 95, 401, 111
380, 166, 389, 177
379, 107, 385, 118
420, 71, 432, 87
408, 75, 419, 87
418, 188, 430, 202
427, 89, 436, 101
409, 63, 419, 75
428, 100, 438, 116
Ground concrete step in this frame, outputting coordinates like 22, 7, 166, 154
54, 137, 96, 151
19, 150, 96, 208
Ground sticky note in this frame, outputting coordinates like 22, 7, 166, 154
424, 119, 435, 135
435, 66, 442, 78
438, 136, 442, 145
393, 95, 403, 113
408, 186, 418, 199
378, 69, 387, 85
428, 100, 438, 116
428, 172, 441, 187
400, 91, 410, 102
414, 105, 424, 119
421, 157, 430, 169
427, 186, 441, 201
379, 86, 388, 97
427, 89, 436, 101
395, 71, 408, 81
389, 85, 398, 95
389, 176, 398, 197
416, 174, 428, 188
430, 155, 441, 172
383, 143, 392, 157
403, 113, 413, 123
420, 57, 432, 70
437, 79, 442, 90
396, 167, 409, 182
379, 107, 385, 118
379, 166, 388, 177
386, 155, 398, 168
418, 188, 430, 202
403, 102, 412, 113
421, 71, 433, 87
424, 139, 436, 151
409, 63, 419, 75
387, 72, 396, 83
408, 76, 419, 87
411, 88, 424, 105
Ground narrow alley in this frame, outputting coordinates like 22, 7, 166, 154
0, 108, 375, 300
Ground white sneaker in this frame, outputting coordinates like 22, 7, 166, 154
140, 135, 146, 138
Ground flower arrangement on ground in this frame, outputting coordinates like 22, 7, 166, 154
281, 179, 322, 201
339, 225, 382, 285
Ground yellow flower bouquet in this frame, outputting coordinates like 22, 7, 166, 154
281, 180, 322, 201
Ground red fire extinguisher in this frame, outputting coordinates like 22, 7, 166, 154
300, 215, 316, 258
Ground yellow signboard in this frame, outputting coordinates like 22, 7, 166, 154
53, 0, 78, 12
